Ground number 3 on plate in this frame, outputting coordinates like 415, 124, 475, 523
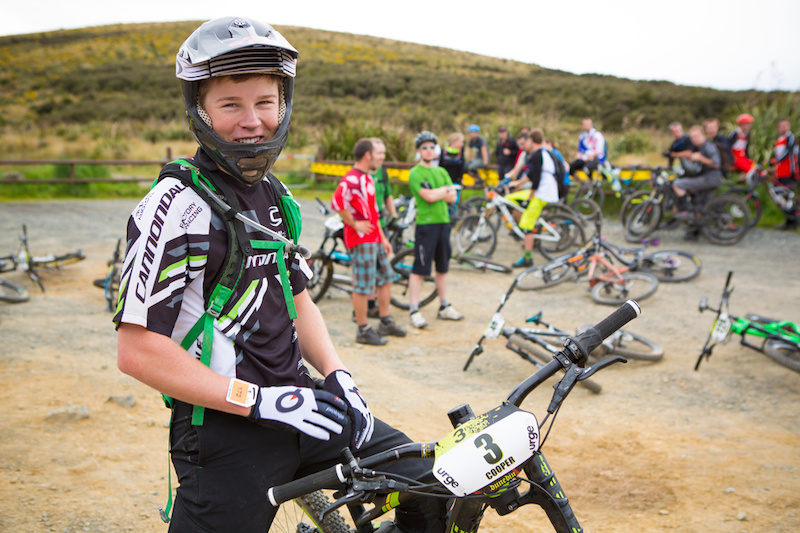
474, 434, 503, 464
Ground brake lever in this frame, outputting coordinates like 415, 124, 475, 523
321, 478, 410, 520
579, 355, 627, 379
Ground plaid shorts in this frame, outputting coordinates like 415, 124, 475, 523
350, 242, 393, 294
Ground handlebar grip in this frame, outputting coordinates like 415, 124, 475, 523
573, 300, 641, 359
267, 463, 348, 507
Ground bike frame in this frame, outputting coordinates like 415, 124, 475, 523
481, 189, 566, 243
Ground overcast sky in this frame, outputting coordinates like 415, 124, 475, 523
4, 0, 799, 92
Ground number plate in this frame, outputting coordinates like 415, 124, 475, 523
484, 313, 505, 339
711, 312, 732, 342
324, 215, 344, 232
434, 405, 539, 497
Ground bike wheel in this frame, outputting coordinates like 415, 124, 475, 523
763, 340, 800, 373
306, 252, 334, 303
737, 188, 763, 229
625, 201, 662, 242
605, 329, 664, 361
453, 214, 497, 257
700, 193, 750, 245
0, 278, 30, 303
268, 490, 350, 533
537, 212, 586, 261
640, 250, 702, 282
389, 248, 438, 310
507, 334, 602, 394
573, 181, 605, 209
590, 272, 659, 305
568, 196, 602, 224
619, 190, 650, 226
515, 262, 575, 291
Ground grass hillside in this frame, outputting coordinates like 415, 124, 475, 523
0, 21, 793, 165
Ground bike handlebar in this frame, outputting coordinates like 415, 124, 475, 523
268, 463, 348, 507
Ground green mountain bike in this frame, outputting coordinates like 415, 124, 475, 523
696, 271, 800, 373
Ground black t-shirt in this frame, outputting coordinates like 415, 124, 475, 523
496, 137, 520, 167
115, 149, 312, 388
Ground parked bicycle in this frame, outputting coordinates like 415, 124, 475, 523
515, 219, 660, 305
307, 198, 438, 310
453, 186, 586, 260
624, 167, 750, 244
92, 238, 124, 312
0, 224, 85, 292
696, 271, 800, 373
267, 301, 642, 533
727, 165, 798, 229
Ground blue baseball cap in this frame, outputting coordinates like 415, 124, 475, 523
468, 124, 480, 132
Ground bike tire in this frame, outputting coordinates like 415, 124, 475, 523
389, 248, 438, 310
515, 262, 575, 291
268, 489, 350, 533
573, 181, 605, 209
625, 201, 662, 242
640, 250, 702, 282
606, 329, 664, 361
507, 334, 602, 394
453, 214, 497, 258
306, 252, 334, 303
537, 212, 587, 261
568, 196, 602, 224
590, 272, 659, 306
763, 340, 800, 373
0, 278, 30, 303
31, 249, 86, 268
619, 190, 649, 226
700, 193, 750, 245
454, 254, 512, 274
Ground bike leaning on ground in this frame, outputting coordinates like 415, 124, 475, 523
696, 271, 800, 373
267, 301, 643, 533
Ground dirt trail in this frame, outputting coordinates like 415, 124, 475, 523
0, 199, 798, 533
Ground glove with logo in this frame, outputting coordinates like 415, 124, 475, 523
323, 370, 375, 449
248, 386, 348, 441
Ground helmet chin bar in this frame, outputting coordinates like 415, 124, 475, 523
235, 156, 271, 184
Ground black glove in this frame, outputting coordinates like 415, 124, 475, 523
324, 370, 374, 449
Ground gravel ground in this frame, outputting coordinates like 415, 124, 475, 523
0, 198, 798, 533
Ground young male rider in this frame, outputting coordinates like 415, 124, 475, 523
407, 131, 463, 329
569, 118, 606, 183
771, 118, 798, 230
728, 113, 757, 177
114, 17, 442, 532
506, 128, 560, 268
332, 138, 406, 345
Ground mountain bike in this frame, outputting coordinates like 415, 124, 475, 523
267, 301, 642, 533
92, 238, 123, 312
515, 219, 660, 305
307, 198, 437, 310
728, 165, 798, 229
599, 235, 702, 283
0, 224, 86, 292
696, 271, 800, 373
624, 168, 750, 245
453, 186, 586, 260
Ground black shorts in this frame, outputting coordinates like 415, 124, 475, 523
412, 223, 451, 276
167, 400, 437, 532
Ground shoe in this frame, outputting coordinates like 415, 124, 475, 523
775, 221, 798, 231
351, 307, 381, 322
682, 229, 700, 241
378, 317, 407, 337
356, 327, 387, 346
512, 257, 533, 268
437, 305, 464, 321
409, 312, 428, 329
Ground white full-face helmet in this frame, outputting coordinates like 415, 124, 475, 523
176, 17, 298, 184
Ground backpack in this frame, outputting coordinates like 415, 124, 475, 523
545, 149, 568, 198
713, 139, 733, 175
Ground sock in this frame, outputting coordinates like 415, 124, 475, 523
409, 305, 419, 315
380, 316, 392, 325
439, 299, 449, 311
524, 250, 532, 261
367, 299, 377, 310
358, 324, 369, 332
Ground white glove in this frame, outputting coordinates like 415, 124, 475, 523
249, 386, 348, 441
324, 370, 375, 449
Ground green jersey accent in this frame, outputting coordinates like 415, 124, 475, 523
409, 165, 453, 225
371, 166, 391, 227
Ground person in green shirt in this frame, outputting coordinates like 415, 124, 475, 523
407, 131, 464, 329
369, 137, 398, 228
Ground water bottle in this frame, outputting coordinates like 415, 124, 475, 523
331, 250, 349, 262
611, 168, 622, 193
